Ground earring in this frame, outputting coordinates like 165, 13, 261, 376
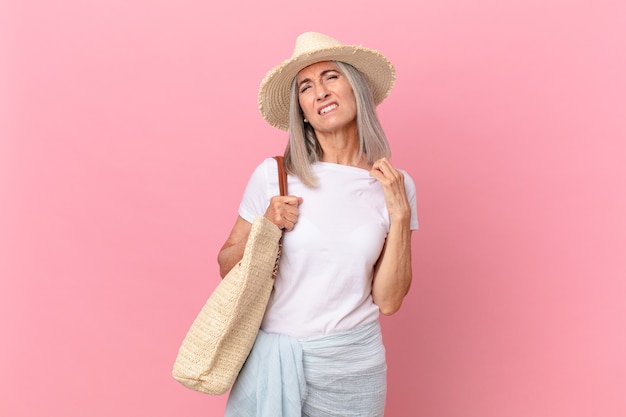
303, 118, 308, 123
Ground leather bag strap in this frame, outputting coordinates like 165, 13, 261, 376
274, 156, 288, 196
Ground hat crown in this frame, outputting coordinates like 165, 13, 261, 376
291, 32, 344, 58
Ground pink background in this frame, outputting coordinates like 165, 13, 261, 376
2, 0, 625, 416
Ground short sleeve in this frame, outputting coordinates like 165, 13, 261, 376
400, 169, 419, 230
238, 158, 280, 223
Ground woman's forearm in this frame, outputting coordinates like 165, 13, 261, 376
371, 218, 413, 315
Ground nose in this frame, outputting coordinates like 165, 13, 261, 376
316, 85, 329, 101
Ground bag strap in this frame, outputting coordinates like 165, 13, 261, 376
273, 156, 288, 196
272, 156, 287, 278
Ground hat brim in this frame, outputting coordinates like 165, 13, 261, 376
258, 45, 395, 131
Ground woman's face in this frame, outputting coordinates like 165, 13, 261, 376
296, 61, 357, 134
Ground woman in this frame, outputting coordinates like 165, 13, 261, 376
219, 32, 418, 416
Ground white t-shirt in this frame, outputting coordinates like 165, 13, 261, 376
239, 158, 419, 338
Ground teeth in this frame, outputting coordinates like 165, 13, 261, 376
320, 104, 337, 114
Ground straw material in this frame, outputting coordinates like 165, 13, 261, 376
172, 216, 282, 395
258, 32, 396, 131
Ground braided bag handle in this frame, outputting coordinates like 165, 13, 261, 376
272, 156, 287, 278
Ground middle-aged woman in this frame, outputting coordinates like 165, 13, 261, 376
218, 32, 419, 416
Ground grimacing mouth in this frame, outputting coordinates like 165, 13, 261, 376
318, 103, 338, 115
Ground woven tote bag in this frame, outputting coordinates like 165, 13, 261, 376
172, 156, 287, 395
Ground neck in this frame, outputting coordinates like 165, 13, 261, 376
319, 138, 358, 165
318, 136, 371, 170
316, 124, 363, 166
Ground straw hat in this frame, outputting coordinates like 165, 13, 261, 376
258, 32, 396, 131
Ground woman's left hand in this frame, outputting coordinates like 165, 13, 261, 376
369, 157, 411, 222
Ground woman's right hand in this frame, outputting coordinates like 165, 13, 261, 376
218, 195, 302, 277
264, 195, 303, 231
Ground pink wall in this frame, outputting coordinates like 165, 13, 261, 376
2, 1, 625, 416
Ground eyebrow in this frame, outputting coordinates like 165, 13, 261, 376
297, 69, 340, 88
